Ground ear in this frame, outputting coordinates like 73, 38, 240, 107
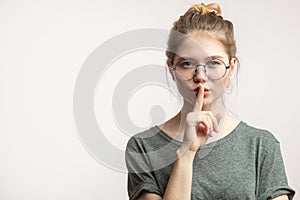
166, 59, 175, 81
228, 57, 237, 77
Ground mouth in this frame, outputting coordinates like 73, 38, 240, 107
193, 86, 210, 96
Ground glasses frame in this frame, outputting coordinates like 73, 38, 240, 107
171, 58, 231, 81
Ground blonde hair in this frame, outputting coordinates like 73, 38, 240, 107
166, 3, 238, 65
187, 3, 222, 16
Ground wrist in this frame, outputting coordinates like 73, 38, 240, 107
176, 146, 197, 160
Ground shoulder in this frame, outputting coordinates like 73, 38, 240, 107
126, 125, 163, 152
232, 121, 284, 164
238, 121, 280, 146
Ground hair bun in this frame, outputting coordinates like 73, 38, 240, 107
187, 3, 222, 16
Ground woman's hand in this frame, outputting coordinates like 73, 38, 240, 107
180, 84, 221, 152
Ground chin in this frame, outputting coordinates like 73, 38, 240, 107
202, 98, 213, 106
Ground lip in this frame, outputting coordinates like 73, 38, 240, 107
193, 86, 210, 96
193, 86, 210, 92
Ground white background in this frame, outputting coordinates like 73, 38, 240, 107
1, 0, 299, 199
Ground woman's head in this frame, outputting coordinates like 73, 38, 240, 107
166, 3, 239, 109
166, 3, 237, 64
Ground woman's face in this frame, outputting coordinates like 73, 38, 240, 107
168, 32, 236, 109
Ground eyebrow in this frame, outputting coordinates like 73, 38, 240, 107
175, 55, 225, 63
210, 55, 225, 59
175, 56, 194, 62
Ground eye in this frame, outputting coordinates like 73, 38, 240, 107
207, 60, 223, 68
179, 60, 194, 68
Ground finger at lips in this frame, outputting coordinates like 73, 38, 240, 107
193, 84, 204, 112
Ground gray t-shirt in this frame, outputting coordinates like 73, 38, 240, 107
125, 121, 295, 200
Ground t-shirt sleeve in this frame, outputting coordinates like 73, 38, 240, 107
256, 141, 295, 200
125, 137, 162, 200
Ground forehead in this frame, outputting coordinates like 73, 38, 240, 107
174, 32, 227, 61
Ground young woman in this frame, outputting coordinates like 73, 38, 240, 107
125, 3, 295, 200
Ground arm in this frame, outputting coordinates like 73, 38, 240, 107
138, 84, 219, 200
162, 148, 196, 200
255, 138, 295, 199
138, 148, 196, 200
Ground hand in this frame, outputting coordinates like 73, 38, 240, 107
181, 84, 221, 152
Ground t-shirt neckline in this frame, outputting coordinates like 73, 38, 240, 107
154, 121, 244, 149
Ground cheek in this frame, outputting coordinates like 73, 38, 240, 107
220, 74, 231, 89
175, 79, 194, 98
212, 79, 228, 94
221, 78, 229, 90
172, 75, 197, 104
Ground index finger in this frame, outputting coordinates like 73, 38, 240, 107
193, 84, 204, 112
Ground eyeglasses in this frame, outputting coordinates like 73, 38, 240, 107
171, 58, 230, 80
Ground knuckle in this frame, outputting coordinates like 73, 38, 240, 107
186, 113, 192, 122
204, 115, 211, 121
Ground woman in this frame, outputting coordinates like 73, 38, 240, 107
125, 3, 295, 200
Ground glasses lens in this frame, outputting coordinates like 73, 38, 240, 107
174, 60, 195, 80
205, 59, 227, 80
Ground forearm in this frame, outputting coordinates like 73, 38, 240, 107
162, 148, 196, 200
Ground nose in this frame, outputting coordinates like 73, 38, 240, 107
193, 65, 208, 83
